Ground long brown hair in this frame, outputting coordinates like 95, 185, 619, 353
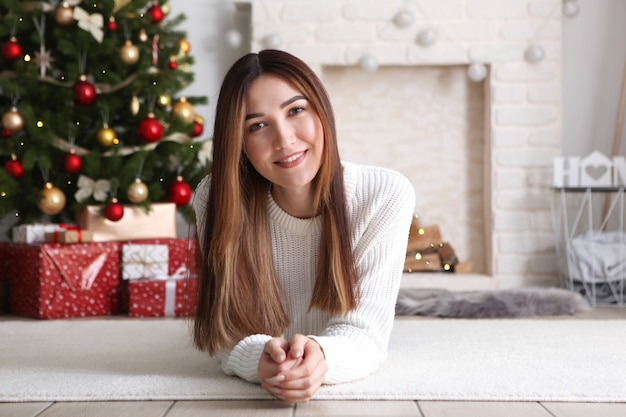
193, 49, 358, 355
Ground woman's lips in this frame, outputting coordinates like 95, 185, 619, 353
275, 150, 306, 167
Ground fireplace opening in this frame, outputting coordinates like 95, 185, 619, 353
322, 64, 487, 274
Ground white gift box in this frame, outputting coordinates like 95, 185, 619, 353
12, 223, 66, 244
121, 244, 169, 280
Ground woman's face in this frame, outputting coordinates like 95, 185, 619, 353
243, 74, 324, 202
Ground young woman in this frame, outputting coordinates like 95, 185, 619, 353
192, 49, 415, 403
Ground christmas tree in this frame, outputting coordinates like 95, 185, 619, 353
0, 0, 210, 227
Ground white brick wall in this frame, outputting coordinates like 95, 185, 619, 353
239, 0, 563, 289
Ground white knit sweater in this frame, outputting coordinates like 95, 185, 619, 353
193, 161, 415, 385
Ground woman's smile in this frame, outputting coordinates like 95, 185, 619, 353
275, 150, 307, 167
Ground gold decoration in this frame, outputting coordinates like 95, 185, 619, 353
38, 182, 66, 215
96, 125, 118, 147
171, 97, 195, 124
130, 95, 140, 115
113, 0, 132, 13
119, 40, 140, 65
55, 3, 75, 26
161, 2, 171, 16
127, 178, 149, 203
138, 29, 148, 43
2, 107, 24, 132
157, 93, 171, 108
178, 38, 191, 55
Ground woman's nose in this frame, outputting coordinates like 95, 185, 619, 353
273, 121, 295, 150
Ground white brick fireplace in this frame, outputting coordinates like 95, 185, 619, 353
237, 0, 563, 289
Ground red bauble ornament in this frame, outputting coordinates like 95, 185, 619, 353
5, 159, 24, 179
104, 198, 124, 221
137, 113, 164, 143
107, 16, 118, 31
63, 150, 82, 174
168, 60, 177, 70
148, 2, 164, 24
190, 120, 204, 137
73, 76, 97, 106
168, 176, 192, 206
2, 37, 22, 61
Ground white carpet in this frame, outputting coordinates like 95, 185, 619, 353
2, 317, 625, 402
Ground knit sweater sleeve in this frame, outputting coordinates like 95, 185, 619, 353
309, 164, 415, 384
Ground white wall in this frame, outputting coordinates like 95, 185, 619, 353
562, 0, 626, 157
171, 0, 250, 138
2, 0, 622, 241
177, 0, 626, 158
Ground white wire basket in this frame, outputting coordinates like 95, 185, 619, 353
552, 187, 626, 307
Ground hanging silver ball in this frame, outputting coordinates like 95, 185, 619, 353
417, 28, 438, 47
562, 0, 580, 18
225, 29, 243, 49
467, 62, 487, 82
393, 9, 414, 28
525, 44, 545, 63
263, 33, 282, 49
359, 54, 379, 72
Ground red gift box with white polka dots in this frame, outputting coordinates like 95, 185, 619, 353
120, 238, 197, 317
0, 242, 10, 282
9, 242, 121, 319
127, 278, 197, 318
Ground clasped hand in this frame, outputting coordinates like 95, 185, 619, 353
258, 334, 328, 403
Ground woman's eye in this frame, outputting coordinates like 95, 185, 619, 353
248, 122, 265, 132
289, 106, 304, 116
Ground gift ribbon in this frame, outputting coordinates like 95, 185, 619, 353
123, 245, 169, 279
49, 224, 84, 243
161, 266, 188, 317
164, 280, 177, 317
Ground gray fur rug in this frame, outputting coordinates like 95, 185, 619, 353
395, 287, 591, 318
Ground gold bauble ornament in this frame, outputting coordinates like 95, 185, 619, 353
161, 2, 171, 16
55, 3, 75, 26
2, 107, 24, 132
178, 38, 191, 55
138, 29, 148, 43
96, 125, 118, 147
119, 40, 140, 65
38, 182, 66, 215
171, 97, 195, 124
130, 95, 140, 116
157, 93, 171, 108
127, 178, 149, 203
113, 0, 132, 13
